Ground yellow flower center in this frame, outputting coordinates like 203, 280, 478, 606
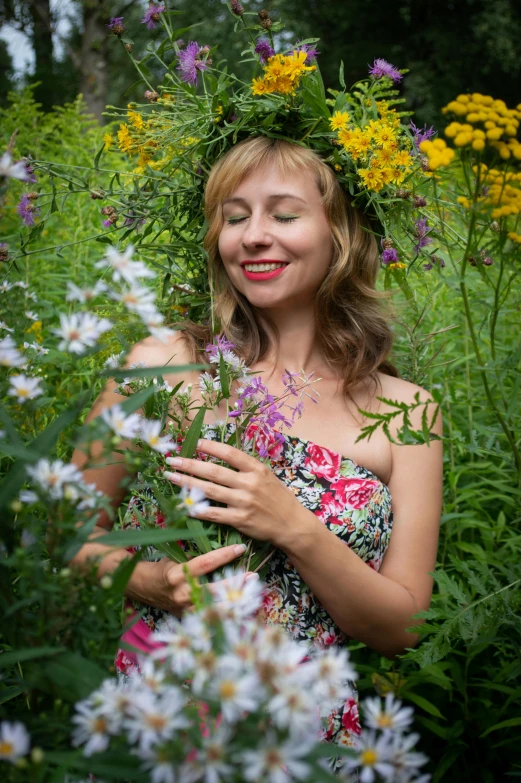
0, 741, 14, 756
219, 680, 236, 700
361, 749, 377, 766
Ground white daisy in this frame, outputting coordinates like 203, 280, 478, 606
104, 351, 126, 369
96, 245, 155, 284
24, 311, 39, 321
209, 568, 264, 620
388, 731, 429, 780
177, 485, 210, 517
210, 668, 262, 723
8, 374, 43, 403
197, 726, 234, 783
101, 404, 141, 439
0, 321, 14, 332
23, 341, 49, 355
363, 693, 414, 735
0, 335, 25, 367
26, 459, 84, 500
240, 732, 312, 783
139, 746, 177, 783
19, 489, 39, 504
0, 281, 13, 293
124, 688, 189, 753
71, 701, 112, 756
66, 280, 107, 303
268, 682, 319, 733
54, 312, 112, 354
139, 419, 175, 453
0, 151, 31, 181
113, 284, 157, 317
343, 730, 395, 783
148, 325, 176, 343
307, 647, 358, 708
0, 721, 30, 763
151, 617, 197, 677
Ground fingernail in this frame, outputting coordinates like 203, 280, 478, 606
166, 457, 182, 467
164, 471, 181, 483
233, 543, 247, 555
245, 572, 259, 581
196, 439, 206, 450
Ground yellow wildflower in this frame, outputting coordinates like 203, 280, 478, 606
103, 133, 113, 152
372, 124, 396, 149
388, 262, 406, 270
508, 232, 521, 244
338, 128, 354, 147
127, 111, 144, 131
390, 150, 412, 168
252, 77, 271, 95
330, 111, 350, 131
358, 167, 385, 191
117, 124, 134, 154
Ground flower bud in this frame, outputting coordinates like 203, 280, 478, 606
125, 43, 133, 52
0, 243, 9, 262
382, 237, 394, 249
420, 156, 430, 171
31, 748, 44, 764
395, 189, 411, 199
10, 499, 22, 514
144, 90, 160, 102
107, 17, 125, 36
100, 575, 113, 589
258, 9, 273, 29
90, 190, 105, 200
413, 195, 427, 208
230, 0, 244, 15
490, 220, 500, 232
468, 256, 477, 266
26, 191, 39, 200
101, 205, 116, 217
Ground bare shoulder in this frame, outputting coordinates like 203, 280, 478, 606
375, 372, 443, 436
126, 330, 192, 368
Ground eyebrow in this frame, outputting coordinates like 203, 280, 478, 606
222, 193, 307, 206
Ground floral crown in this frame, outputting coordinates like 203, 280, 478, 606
104, 2, 437, 278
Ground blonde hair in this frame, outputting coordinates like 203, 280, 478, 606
183, 136, 397, 395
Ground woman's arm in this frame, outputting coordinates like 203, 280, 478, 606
277, 387, 443, 659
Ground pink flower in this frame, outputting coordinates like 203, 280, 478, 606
314, 491, 343, 523
342, 697, 362, 735
304, 443, 341, 480
244, 422, 285, 461
330, 477, 379, 509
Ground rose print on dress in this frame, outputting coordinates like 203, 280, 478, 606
303, 442, 342, 480
330, 476, 380, 509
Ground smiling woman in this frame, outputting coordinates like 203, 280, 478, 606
70, 134, 442, 769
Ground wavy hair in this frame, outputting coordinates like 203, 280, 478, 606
182, 136, 397, 396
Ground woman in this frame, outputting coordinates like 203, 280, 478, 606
71, 137, 443, 751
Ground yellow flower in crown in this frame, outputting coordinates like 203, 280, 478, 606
252, 48, 316, 96
391, 150, 413, 168
372, 124, 397, 148
358, 167, 386, 191
330, 111, 350, 131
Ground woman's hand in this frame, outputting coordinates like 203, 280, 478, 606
163, 439, 305, 548
128, 543, 253, 616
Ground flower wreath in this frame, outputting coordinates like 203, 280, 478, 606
104, 1, 442, 282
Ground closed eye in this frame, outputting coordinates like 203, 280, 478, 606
225, 216, 299, 224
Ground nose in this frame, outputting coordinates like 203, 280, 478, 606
240, 212, 273, 249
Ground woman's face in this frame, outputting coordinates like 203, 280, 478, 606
218, 163, 334, 311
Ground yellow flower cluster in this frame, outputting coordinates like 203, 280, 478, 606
508, 231, 521, 245
442, 93, 521, 159
457, 164, 521, 218
329, 111, 413, 192
252, 50, 316, 96
418, 138, 455, 170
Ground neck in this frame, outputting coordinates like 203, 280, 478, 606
255, 303, 330, 380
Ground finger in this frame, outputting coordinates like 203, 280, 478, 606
165, 455, 242, 489
195, 439, 259, 472
189, 504, 245, 527
164, 470, 236, 505
186, 543, 247, 578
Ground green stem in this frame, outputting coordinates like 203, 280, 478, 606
122, 41, 155, 92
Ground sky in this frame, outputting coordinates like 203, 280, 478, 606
0, 0, 72, 74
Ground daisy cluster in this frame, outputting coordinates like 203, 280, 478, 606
71, 570, 429, 783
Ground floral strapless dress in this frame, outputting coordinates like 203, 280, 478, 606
116, 424, 393, 765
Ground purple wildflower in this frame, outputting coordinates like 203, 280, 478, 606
230, 0, 244, 16
205, 334, 236, 360
176, 41, 210, 86
254, 38, 275, 64
368, 58, 402, 84
380, 239, 400, 265
107, 17, 125, 35
296, 41, 320, 62
102, 219, 114, 228
423, 255, 445, 271
409, 121, 436, 152
16, 194, 39, 227
141, 3, 165, 30
413, 217, 433, 255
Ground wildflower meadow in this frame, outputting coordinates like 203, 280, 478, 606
1, 3, 521, 782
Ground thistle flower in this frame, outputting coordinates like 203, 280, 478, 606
409, 120, 436, 150
258, 9, 273, 30
144, 90, 160, 102
0, 243, 9, 262
176, 42, 210, 86
413, 217, 432, 254
107, 17, 125, 36
141, 2, 165, 30
16, 193, 39, 227
380, 239, 400, 266
368, 58, 402, 84
230, 0, 244, 15
296, 40, 320, 62
254, 38, 275, 64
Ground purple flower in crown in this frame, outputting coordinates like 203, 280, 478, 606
141, 2, 165, 30
16, 194, 39, 227
296, 41, 320, 62
413, 217, 433, 254
380, 239, 400, 265
409, 121, 437, 151
176, 42, 211, 86
368, 58, 402, 84
107, 17, 125, 36
254, 38, 275, 64
205, 334, 236, 361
